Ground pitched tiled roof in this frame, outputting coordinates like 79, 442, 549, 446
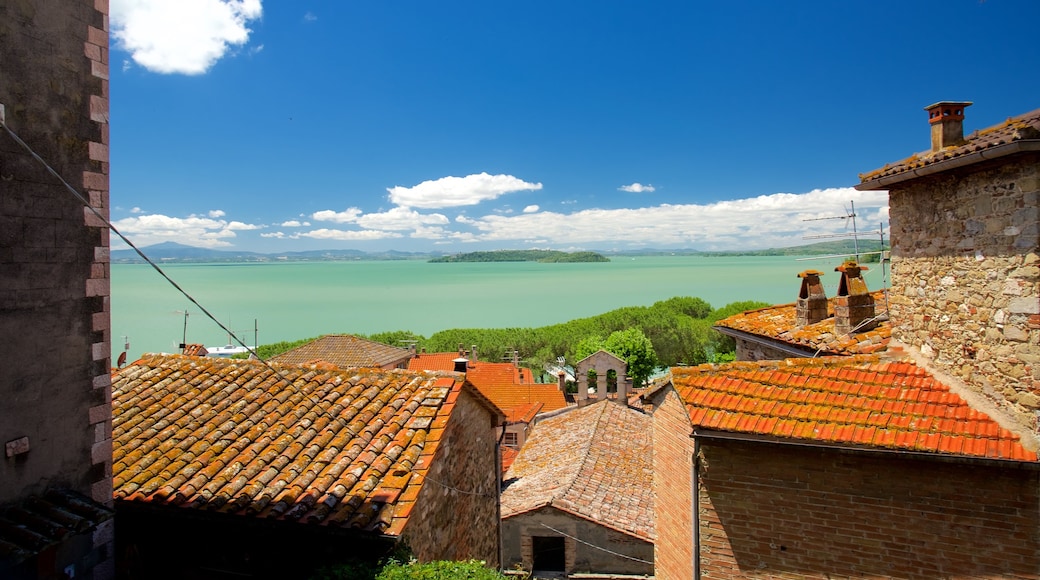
668, 356, 1037, 462
0, 490, 113, 567
858, 107, 1040, 186
501, 446, 520, 474
269, 335, 412, 369
112, 354, 499, 536
410, 354, 568, 415
506, 402, 543, 424
714, 290, 890, 356
502, 401, 654, 540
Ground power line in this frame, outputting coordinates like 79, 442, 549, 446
538, 523, 653, 565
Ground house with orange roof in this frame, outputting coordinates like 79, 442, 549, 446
269, 334, 413, 369
112, 354, 505, 578
646, 103, 1040, 580
408, 348, 568, 454
714, 264, 891, 361
501, 400, 654, 577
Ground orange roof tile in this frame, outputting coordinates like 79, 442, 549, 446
410, 353, 568, 416
501, 401, 654, 541
269, 335, 412, 369
670, 356, 1038, 462
112, 354, 489, 535
714, 290, 891, 356
858, 107, 1040, 186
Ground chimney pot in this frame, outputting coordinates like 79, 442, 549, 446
925, 101, 972, 152
834, 261, 877, 335
796, 270, 829, 327
453, 357, 468, 373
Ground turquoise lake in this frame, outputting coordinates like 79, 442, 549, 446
111, 255, 889, 361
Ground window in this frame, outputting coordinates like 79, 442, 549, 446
504, 431, 519, 448
532, 536, 566, 572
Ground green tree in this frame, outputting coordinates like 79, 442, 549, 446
604, 327, 658, 387
375, 560, 508, 580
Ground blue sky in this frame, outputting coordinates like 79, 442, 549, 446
109, 0, 1040, 253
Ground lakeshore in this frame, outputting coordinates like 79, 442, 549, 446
111, 255, 889, 362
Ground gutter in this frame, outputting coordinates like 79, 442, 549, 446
712, 326, 823, 359
856, 140, 1040, 190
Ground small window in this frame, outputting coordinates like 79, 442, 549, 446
504, 432, 519, 448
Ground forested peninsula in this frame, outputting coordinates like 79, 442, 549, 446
429, 250, 609, 263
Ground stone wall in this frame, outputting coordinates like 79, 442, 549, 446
887, 155, 1040, 435
734, 337, 802, 362
403, 386, 501, 567
0, 0, 112, 577
501, 505, 654, 576
696, 438, 1040, 578
646, 387, 696, 580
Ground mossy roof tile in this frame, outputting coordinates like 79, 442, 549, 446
112, 354, 477, 535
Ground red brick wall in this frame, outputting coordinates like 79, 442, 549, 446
649, 388, 696, 580
404, 387, 501, 567
697, 438, 1040, 579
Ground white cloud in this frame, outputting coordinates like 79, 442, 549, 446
303, 11, 317, 22
130, 206, 143, 214
523, 205, 540, 213
357, 207, 450, 231
280, 220, 309, 227
261, 232, 285, 238
209, 209, 226, 218
387, 172, 543, 209
453, 188, 889, 250
111, 213, 264, 248
619, 182, 656, 193
313, 208, 362, 224
111, 0, 263, 75
298, 229, 403, 241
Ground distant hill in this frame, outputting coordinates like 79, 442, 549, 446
111, 242, 439, 264
111, 239, 885, 265
429, 250, 610, 263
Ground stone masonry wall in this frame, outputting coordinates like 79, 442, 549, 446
888, 155, 1040, 435
501, 506, 654, 576
403, 386, 501, 567
696, 438, 1039, 579
648, 387, 696, 580
734, 337, 801, 362
0, 0, 112, 577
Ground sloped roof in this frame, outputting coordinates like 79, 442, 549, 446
410, 354, 568, 415
713, 290, 890, 356
0, 490, 113, 568
501, 401, 654, 541
858, 106, 1040, 188
665, 355, 1037, 462
112, 354, 502, 536
269, 335, 412, 368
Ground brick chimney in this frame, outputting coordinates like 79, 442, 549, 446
925, 101, 972, 152
833, 261, 877, 335
795, 270, 828, 326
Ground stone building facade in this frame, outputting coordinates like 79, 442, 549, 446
858, 103, 1040, 436
0, 0, 115, 578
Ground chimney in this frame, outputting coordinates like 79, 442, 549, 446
833, 261, 877, 335
453, 357, 468, 373
795, 269, 828, 326
471, 344, 478, 364
925, 101, 972, 152
557, 371, 566, 394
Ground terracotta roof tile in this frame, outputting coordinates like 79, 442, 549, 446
501, 401, 654, 541
112, 354, 477, 535
0, 490, 114, 566
269, 335, 412, 369
714, 291, 891, 356
409, 354, 567, 417
859, 107, 1040, 184
671, 356, 1038, 462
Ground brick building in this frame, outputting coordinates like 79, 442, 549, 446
646, 102, 1040, 580
0, 1, 115, 578
112, 355, 505, 577
858, 102, 1040, 437
501, 400, 654, 577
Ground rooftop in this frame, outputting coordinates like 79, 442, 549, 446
713, 290, 891, 356
662, 356, 1037, 462
409, 353, 568, 415
858, 106, 1040, 188
112, 354, 501, 536
502, 401, 654, 540
269, 334, 413, 368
